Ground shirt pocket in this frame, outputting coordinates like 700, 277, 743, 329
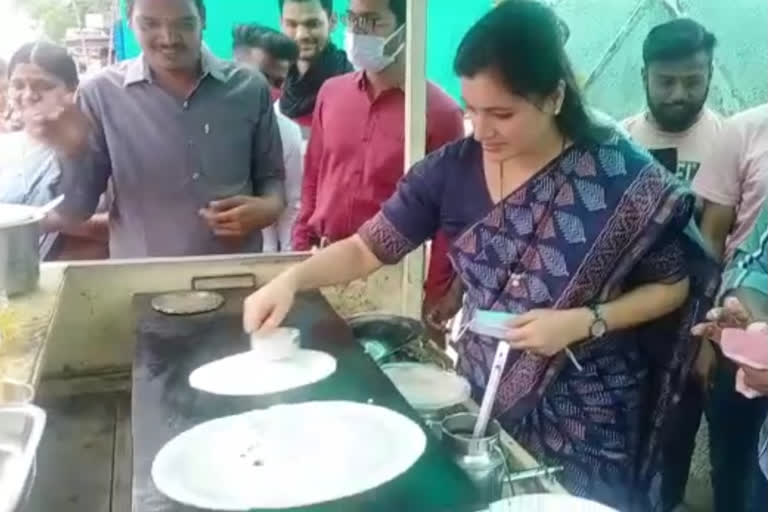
197, 109, 254, 199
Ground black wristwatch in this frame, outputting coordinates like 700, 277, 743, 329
588, 304, 607, 338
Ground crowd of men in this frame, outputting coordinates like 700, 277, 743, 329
0, 1, 766, 511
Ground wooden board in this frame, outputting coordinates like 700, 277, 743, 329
21, 392, 127, 512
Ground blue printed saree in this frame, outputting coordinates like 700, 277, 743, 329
360, 133, 719, 510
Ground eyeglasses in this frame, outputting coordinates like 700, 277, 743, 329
339, 12, 387, 33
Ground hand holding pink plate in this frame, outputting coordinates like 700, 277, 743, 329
720, 326, 768, 398
721, 327, 768, 370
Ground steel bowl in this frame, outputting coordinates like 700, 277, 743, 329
0, 204, 42, 297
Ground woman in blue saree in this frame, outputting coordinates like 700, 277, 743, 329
244, 2, 718, 509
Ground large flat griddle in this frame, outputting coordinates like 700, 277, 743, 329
131, 288, 479, 512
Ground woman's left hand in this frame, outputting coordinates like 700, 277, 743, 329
505, 308, 591, 357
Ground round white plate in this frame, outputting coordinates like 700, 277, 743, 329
489, 494, 618, 512
189, 349, 336, 396
151, 401, 427, 510
382, 362, 470, 411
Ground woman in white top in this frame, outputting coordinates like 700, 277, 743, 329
1, 41, 108, 260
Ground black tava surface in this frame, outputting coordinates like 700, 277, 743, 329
131, 288, 480, 512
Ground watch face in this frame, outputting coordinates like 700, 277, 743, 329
591, 319, 607, 338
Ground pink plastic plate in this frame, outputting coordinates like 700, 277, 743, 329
721, 328, 768, 370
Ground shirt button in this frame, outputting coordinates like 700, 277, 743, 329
183, 101, 189, 109
192, 172, 200, 180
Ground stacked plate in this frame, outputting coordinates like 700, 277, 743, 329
382, 362, 470, 412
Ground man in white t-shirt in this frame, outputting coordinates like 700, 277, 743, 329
623, 18, 721, 184
623, 18, 721, 512
233, 24, 305, 252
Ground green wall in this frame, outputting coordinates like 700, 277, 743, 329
119, 0, 490, 101
119, 1, 768, 118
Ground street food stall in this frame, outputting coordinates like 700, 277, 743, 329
0, 0, 610, 508
15, 0, 764, 510
0, 4, 569, 504
1, 253, 567, 512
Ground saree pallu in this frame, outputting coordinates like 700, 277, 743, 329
360, 136, 719, 511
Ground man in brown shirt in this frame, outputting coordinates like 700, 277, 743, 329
35, 0, 285, 258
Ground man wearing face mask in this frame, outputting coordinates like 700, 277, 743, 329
292, 0, 464, 307
622, 19, 721, 182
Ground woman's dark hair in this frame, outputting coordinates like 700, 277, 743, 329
455, 0, 608, 145
127, 0, 206, 20
9, 42, 79, 90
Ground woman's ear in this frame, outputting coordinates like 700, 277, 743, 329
543, 80, 566, 116
553, 80, 566, 115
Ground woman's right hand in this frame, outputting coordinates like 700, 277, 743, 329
243, 273, 298, 334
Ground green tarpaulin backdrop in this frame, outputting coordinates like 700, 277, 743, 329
119, 0, 767, 119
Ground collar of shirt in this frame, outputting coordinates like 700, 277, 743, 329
354, 71, 404, 100
123, 47, 228, 87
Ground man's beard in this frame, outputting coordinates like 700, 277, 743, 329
646, 85, 709, 133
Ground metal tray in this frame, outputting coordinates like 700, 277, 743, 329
0, 405, 46, 512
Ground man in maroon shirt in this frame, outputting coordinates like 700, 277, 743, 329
293, 0, 464, 307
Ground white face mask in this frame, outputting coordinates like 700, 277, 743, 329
345, 25, 405, 73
